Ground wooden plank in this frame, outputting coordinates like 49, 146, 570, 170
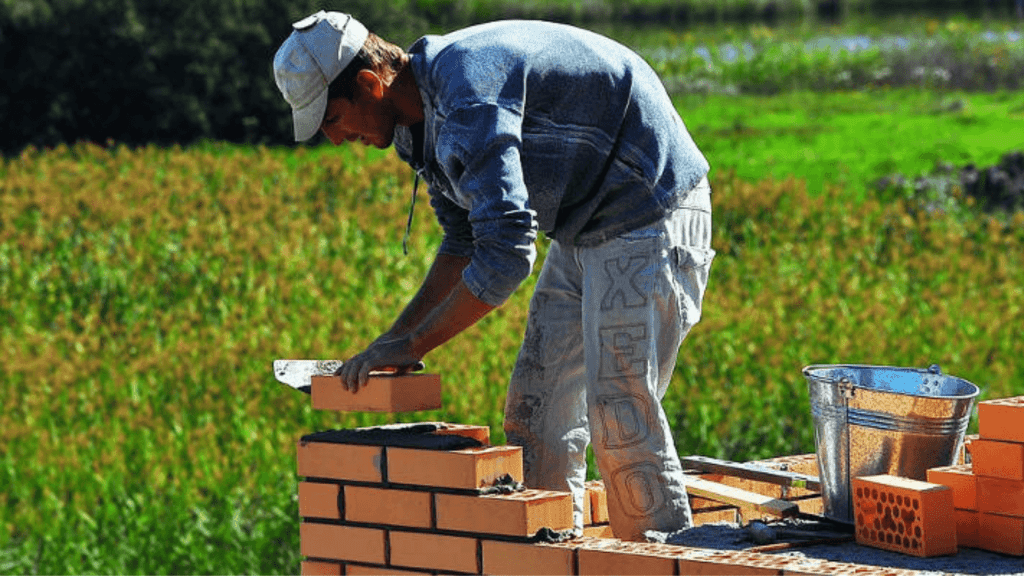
682, 477, 799, 518
682, 455, 822, 492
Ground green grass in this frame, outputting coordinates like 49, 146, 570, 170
678, 89, 1024, 198
3, 82, 1024, 574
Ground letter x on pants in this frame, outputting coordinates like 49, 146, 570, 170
504, 177, 714, 541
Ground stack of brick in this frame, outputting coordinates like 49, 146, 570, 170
294, 373, 916, 574
928, 395, 1024, 556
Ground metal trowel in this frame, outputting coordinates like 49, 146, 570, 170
273, 359, 425, 394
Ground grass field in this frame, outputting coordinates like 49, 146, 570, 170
3, 14, 1024, 575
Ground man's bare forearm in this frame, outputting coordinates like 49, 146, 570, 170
387, 253, 472, 337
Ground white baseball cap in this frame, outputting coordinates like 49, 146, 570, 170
273, 11, 369, 141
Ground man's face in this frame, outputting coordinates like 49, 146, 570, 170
319, 73, 395, 149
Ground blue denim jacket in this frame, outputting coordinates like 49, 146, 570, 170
393, 20, 709, 306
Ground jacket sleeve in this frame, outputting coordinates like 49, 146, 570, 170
434, 103, 538, 306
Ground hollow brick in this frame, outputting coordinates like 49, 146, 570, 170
344, 485, 432, 529
978, 396, 1024, 443
926, 464, 977, 510
976, 475, 1024, 516
300, 523, 386, 564
386, 445, 522, 490
297, 440, 383, 483
970, 438, 1024, 481
852, 475, 956, 557
481, 540, 576, 575
311, 373, 442, 413
583, 524, 614, 538
298, 481, 342, 520
388, 530, 479, 574
978, 512, 1024, 556
300, 560, 342, 576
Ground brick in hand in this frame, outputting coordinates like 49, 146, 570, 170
311, 373, 441, 412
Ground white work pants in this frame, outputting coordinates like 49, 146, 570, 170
504, 177, 714, 541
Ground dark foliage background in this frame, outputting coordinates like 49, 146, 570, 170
1, 0, 1021, 154
0, 0, 426, 155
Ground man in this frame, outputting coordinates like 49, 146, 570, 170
274, 11, 715, 541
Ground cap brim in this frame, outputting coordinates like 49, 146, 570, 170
292, 89, 329, 142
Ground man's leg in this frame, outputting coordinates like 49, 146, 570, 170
580, 179, 715, 541
504, 239, 591, 532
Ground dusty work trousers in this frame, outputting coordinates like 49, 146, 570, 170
504, 177, 715, 541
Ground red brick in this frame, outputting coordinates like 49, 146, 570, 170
954, 508, 979, 549
388, 531, 478, 574
432, 423, 490, 444
344, 565, 431, 575
970, 438, 1024, 480
436, 489, 572, 536
298, 482, 342, 520
344, 485, 432, 529
586, 480, 608, 524
692, 505, 739, 526
481, 540, 576, 575
577, 540, 680, 575
583, 524, 614, 538
297, 440, 383, 483
311, 373, 441, 413
926, 464, 977, 510
677, 549, 785, 575
977, 475, 1024, 516
978, 512, 1024, 555
852, 475, 956, 557
300, 523, 386, 564
386, 445, 522, 489
978, 396, 1024, 443
300, 560, 342, 575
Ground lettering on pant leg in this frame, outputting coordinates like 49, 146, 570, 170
598, 324, 648, 379
596, 393, 651, 449
610, 462, 668, 518
601, 256, 649, 310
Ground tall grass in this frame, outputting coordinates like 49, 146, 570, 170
3, 92, 1024, 571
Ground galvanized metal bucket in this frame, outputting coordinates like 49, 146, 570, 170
803, 364, 979, 524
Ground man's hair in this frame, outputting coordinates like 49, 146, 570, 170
327, 33, 406, 101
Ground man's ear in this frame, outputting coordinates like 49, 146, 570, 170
355, 69, 385, 99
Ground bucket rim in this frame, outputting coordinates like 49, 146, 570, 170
802, 363, 980, 400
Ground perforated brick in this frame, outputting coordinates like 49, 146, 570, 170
481, 540, 576, 575
388, 530, 479, 574
297, 440, 383, 483
311, 373, 441, 413
970, 438, 1024, 480
978, 396, 1024, 443
386, 444, 522, 489
926, 464, 977, 510
435, 488, 572, 537
298, 481, 342, 520
344, 485, 432, 529
977, 475, 1024, 516
300, 523, 386, 564
978, 512, 1024, 556
852, 475, 956, 557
